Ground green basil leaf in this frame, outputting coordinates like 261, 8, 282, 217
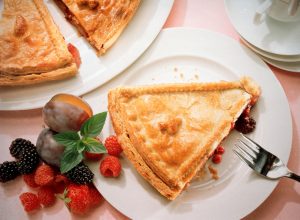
82, 137, 107, 153
54, 131, 80, 148
76, 141, 86, 154
80, 112, 107, 137
60, 146, 83, 173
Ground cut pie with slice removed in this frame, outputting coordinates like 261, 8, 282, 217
0, 0, 78, 86
54, 0, 140, 55
108, 77, 261, 200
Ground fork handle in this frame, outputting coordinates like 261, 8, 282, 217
286, 172, 300, 182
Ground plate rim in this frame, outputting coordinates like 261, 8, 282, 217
224, 0, 300, 56
0, 0, 174, 111
85, 27, 293, 219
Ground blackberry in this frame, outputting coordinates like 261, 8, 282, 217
235, 116, 256, 134
0, 161, 20, 182
18, 147, 40, 174
66, 163, 94, 184
10, 138, 35, 159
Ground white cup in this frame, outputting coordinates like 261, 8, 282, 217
255, 0, 300, 23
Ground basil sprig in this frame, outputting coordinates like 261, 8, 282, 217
54, 112, 107, 173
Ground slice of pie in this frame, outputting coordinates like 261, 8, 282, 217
54, 0, 140, 55
108, 77, 261, 200
0, 0, 78, 86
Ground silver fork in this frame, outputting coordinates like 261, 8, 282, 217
233, 134, 300, 182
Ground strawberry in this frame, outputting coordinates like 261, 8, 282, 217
104, 135, 123, 157
88, 185, 103, 207
19, 192, 40, 212
64, 184, 90, 215
99, 155, 121, 177
23, 173, 39, 188
34, 164, 55, 186
37, 186, 56, 207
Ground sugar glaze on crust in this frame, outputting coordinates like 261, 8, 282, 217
0, 0, 77, 86
108, 77, 261, 200
55, 0, 141, 55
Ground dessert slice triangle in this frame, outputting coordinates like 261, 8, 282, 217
54, 0, 140, 55
108, 77, 260, 200
0, 0, 78, 86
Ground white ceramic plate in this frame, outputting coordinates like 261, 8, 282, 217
259, 54, 300, 72
240, 36, 300, 63
225, 0, 300, 56
85, 28, 292, 219
0, 0, 174, 111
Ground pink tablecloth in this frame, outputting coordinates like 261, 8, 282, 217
1, 0, 299, 219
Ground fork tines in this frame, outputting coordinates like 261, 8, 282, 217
233, 134, 260, 168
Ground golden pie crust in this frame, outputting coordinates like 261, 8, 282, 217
108, 77, 261, 200
0, 0, 77, 86
55, 0, 140, 55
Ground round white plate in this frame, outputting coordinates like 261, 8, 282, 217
240, 36, 300, 63
259, 54, 300, 72
84, 28, 292, 219
225, 0, 300, 56
0, 0, 174, 111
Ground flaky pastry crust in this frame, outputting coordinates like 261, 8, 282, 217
0, 0, 77, 86
108, 77, 261, 200
55, 0, 140, 55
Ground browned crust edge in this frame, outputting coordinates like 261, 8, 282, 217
0, 0, 77, 86
107, 77, 261, 200
33, 0, 73, 64
108, 90, 181, 200
0, 63, 77, 86
55, 0, 141, 55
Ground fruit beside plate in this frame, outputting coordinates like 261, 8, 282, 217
0, 93, 123, 215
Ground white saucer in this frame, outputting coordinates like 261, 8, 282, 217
225, 0, 300, 56
259, 54, 300, 72
240, 36, 300, 63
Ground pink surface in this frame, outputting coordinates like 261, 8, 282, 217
1, 0, 300, 219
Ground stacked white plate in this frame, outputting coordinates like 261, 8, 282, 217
225, 0, 300, 72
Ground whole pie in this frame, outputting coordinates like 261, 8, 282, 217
108, 77, 261, 200
0, 0, 78, 86
54, 0, 141, 55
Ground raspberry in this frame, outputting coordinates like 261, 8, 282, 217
215, 145, 225, 155
100, 156, 121, 177
19, 192, 40, 212
23, 173, 39, 188
53, 174, 70, 194
88, 185, 102, 207
65, 184, 90, 215
37, 186, 56, 207
212, 154, 222, 164
67, 43, 81, 68
104, 135, 123, 157
34, 164, 55, 186
84, 151, 103, 160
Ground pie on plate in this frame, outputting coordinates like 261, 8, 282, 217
108, 77, 260, 200
0, 0, 78, 86
55, 0, 141, 55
